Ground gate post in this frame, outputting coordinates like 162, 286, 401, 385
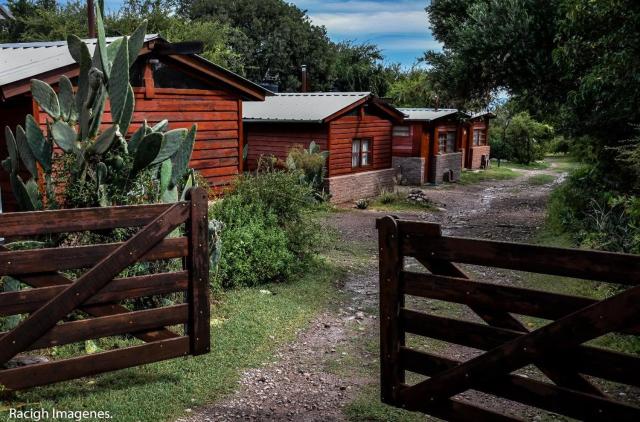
377, 216, 404, 405
185, 187, 211, 355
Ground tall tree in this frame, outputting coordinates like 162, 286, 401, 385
1, 0, 87, 42
331, 41, 399, 96
179, 0, 335, 92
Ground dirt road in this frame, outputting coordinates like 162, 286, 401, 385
179, 162, 569, 421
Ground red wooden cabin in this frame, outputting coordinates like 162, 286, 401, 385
461, 111, 495, 169
0, 35, 268, 211
391, 108, 469, 185
243, 92, 405, 203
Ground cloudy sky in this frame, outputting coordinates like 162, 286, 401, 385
102, 0, 439, 67
290, 0, 439, 67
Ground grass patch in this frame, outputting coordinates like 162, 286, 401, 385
495, 159, 550, 170
527, 174, 556, 185
2, 260, 345, 422
459, 166, 520, 185
344, 385, 425, 422
369, 191, 437, 212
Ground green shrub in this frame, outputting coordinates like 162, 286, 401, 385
355, 199, 369, 209
209, 170, 326, 289
286, 142, 329, 199
547, 165, 640, 254
378, 189, 397, 204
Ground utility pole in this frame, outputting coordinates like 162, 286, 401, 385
88, 0, 95, 38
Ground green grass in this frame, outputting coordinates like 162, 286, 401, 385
1, 260, 344, 422
369, 191, 437, 213
458, 166, 520, 185
495, 159, 550, 170
527, 174, 556, 186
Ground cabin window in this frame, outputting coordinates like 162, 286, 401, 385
438, 130, 457, 153
473, 129, 486, 146
352, 138, 372, 168
392, 125, 411, 137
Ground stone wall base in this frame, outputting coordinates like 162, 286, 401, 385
392, 156, 426, 185
326, 168, 397, 203
468, 146, 491, 169
431, 152, 463, 184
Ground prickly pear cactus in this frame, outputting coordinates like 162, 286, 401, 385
1, 1, 198, 210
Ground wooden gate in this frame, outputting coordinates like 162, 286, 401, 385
377, 216, 640, 421
0, 187, 210, 391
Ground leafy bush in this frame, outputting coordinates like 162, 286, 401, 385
209, 170, 326, 289
547, 165, 640, 254
286, 142, 330, 200
355, 199, 369, 209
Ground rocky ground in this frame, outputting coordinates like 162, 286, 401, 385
178, 161, 595, 422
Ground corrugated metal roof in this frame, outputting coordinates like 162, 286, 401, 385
471, 110, 496, 119
0, 35, 159, 87
398, 108, 466, 121
243, 92, 371, 123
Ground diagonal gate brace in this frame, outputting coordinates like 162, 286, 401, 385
401, 276, 640, 408
0, 202, 189, 366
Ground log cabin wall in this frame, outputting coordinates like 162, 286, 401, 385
245, 123, 328, 171
0, 96, 34, 212
465, 118, 491, 169
327, 112, 393, 177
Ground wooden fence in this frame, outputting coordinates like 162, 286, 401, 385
0, 187, 210, 391
377, 216, 640, 421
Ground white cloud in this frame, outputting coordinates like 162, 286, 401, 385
309, 11, 428, 36
377, 38, 443, 52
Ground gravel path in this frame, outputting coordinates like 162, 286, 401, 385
178, 162, 575, 421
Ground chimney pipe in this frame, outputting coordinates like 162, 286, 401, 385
88, 0, 96, 38
301, 65, 308, 93
434, 95, 439, 111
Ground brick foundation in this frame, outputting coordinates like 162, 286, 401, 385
431, 152, 462, 184
326, 168, 397, 203
468, 146, 491, 169
392, 156, 426, 185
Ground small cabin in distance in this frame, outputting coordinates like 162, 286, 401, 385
0, 35, 268, 211
462, 111, 495, 169
243, 92, 405, 203
392, 108, 470, 185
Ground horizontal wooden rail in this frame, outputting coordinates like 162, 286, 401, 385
0, 203, 181, 237
400, 348, 640, 421
0, 271, 188, 316
0, 337, 190, 390
0, 238, 188, 275
1, 305, 188, 351
399, 227, 640, 285
401, 272, 640, 334
401, 309, 640, 387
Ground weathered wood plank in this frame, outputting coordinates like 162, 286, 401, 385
401, 309, 640, 387
376, 216, 405, 404
0, 271, 188, 316
185, 187, 211, 355
401, 283, 640, 406
401, 348, 640, 421
1, 305, 188, 351
0, 237, 188, 275
400, 226, 640, 285
0, 203, 189, 366
0, 203, 176, 237
0, 337, 190, 390
0, 245, 179, 343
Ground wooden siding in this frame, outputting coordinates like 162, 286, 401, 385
328, 114, 393, 177
392, 122, 423, 157
245, 123, 328, 170
0, 96, 34, 212
34, 87, 242, 189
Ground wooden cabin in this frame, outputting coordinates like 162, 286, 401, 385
243, 92, 405, 203
0, 35, 268, 211
391, 108, 469, 185
462, 111, 495, 169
